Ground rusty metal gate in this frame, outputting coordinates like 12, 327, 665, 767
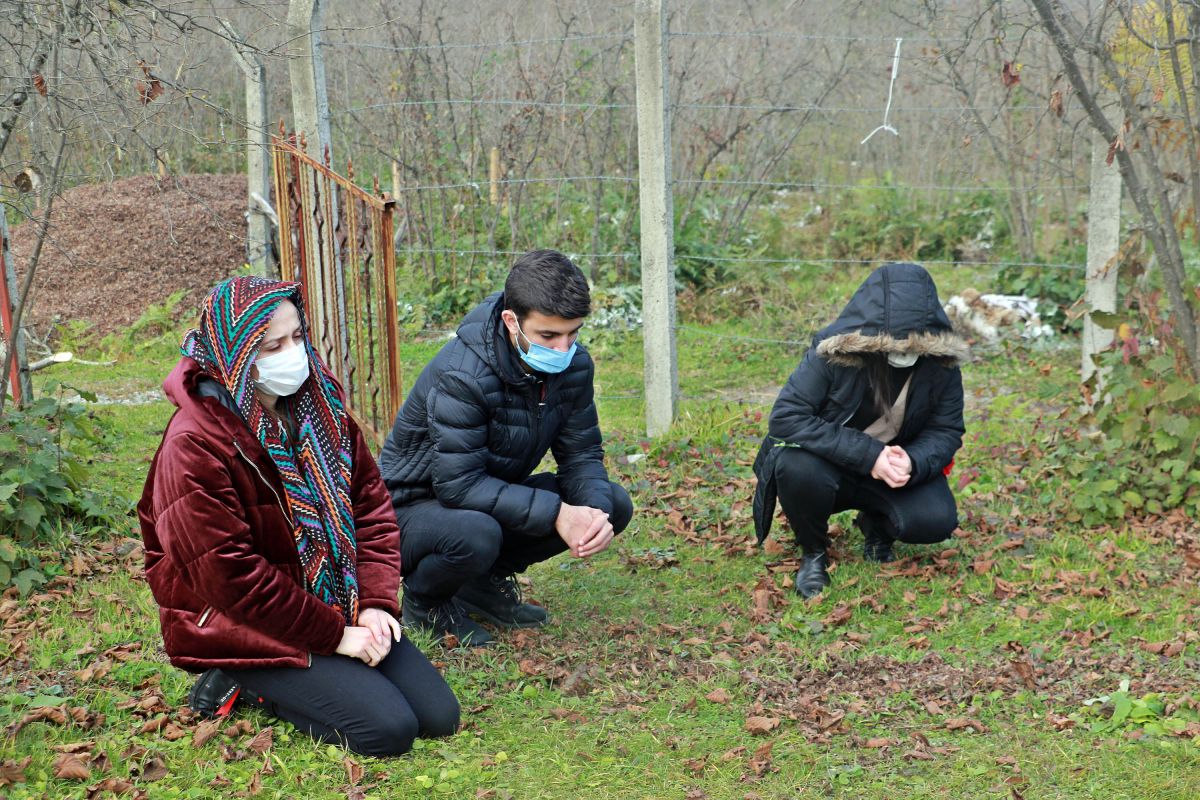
272, 131, 403, 445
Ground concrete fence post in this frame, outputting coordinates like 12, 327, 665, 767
1082, 132, 1122, 391
286, 0, 332, 161
221, 18, 273, 277
634, 0, 678, 437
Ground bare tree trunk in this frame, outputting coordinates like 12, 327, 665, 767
1163, 1, 1200, 242
1031, 0, 1200, 377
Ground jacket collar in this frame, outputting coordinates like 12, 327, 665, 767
164, 358, 266, 453
456, 292, 584, 389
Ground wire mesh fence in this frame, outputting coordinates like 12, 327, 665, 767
2, 0, 1098, 414
309, 0, 1092, 418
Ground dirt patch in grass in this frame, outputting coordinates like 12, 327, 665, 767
9, 173, 248, 340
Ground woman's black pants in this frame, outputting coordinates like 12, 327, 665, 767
773, 447, 958, 554
224, 636, 459, 757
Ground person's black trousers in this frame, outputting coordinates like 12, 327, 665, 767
223, 636, 459, 757
773, 447, 958, 554
396, 472, 634, 606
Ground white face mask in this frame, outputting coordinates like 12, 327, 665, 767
254, 344, 310, 396
887, 351, 919, 368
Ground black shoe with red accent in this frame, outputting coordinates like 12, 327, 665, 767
188, 668, 241, 719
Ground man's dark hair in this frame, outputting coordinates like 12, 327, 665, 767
504, 249, 591, 320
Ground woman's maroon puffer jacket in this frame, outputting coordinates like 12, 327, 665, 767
138, 358, 401, 672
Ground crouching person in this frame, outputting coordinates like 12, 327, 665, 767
138, 277, 459, 757
752, 262, 968, 598
379, 250, 633, 646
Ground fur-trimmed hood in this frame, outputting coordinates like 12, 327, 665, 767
814, 263, 969, 368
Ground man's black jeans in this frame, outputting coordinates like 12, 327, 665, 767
773, 446, 958, 554
396, 472, 634, 605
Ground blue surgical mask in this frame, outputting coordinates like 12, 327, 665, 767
515, 321, 577, 374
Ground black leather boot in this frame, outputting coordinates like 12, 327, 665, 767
455, 573, 549, 628
858, 512, 896, 563
794, 552, 830, 598
402, 594, 493, 647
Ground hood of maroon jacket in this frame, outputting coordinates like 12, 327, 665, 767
137, 357, 400, 671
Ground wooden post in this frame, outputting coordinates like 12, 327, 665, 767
222, 17, 274, 277
391, 160, 402, 201
1082, 132, 1122, 391
634, 0, 678, 437
0, 217, 31, 406
489, 146, 501, 206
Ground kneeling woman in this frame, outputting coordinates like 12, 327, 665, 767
138, 277, 459, 756
753, 262, 968, 598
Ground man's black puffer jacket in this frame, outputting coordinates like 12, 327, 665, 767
378, 292, 612, 535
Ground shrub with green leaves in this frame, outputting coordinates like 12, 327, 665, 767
0, 385, 121, 594
1074, 680, 1200, 743
1053, 346, 1200, 525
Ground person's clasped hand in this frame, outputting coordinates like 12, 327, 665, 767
337, 608, 402, 667
556, 502, 614, 558
871, 445, 911, 489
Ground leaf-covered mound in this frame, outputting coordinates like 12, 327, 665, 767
9, 173, 248, 338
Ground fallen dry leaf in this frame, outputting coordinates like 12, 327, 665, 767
0, 756, 32, 787
138, 716, 169, 735
704, 688, 732, 705
748, 740, 773, 777
246, 727, 273, 755
140, 756, 169, 782
53, 753, 91, 781
7, 705, 68, 737
945, 717, 989, 734
823, 604, 852, 627
193, 720, 221, 748
85, 777, 135, 798
161, 723, 188, 741
75, 659, 113, 684
223, 719, 255, 737
744, 716, 781, 735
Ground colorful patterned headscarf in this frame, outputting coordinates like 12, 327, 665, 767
181, 276, 359, 625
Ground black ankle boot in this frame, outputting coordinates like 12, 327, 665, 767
401, 594, 493, 647
794, 552, 830, 598
456, 573, 549, 628
858, 513, 895, 563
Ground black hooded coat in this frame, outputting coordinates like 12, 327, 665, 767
751, 263, 969, 543
378, 292, 613, 536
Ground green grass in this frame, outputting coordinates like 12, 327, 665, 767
3, 266, 1198, 799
